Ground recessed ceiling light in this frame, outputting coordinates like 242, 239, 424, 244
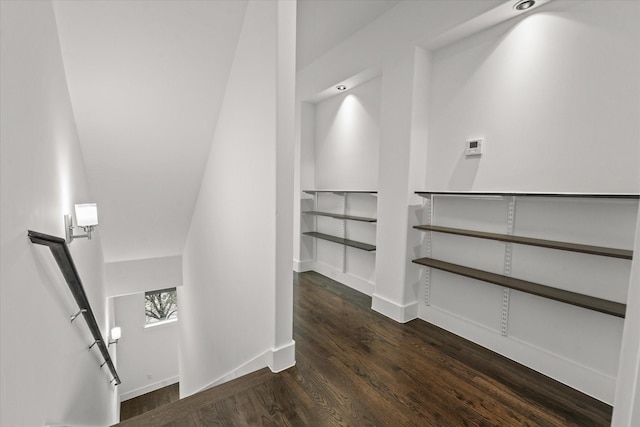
514, 0, 535, 11
336, 85, 347, 91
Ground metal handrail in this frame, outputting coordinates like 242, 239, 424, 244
27, 230, 121, 385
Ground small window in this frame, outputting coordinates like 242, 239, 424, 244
145, 288, 178, 325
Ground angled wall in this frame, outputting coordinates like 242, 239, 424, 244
0, 1, 117, 425
179, 0, 295, 398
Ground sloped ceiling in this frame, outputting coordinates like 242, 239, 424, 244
296, 0, 401, 70
52, 0, 405, 264
53, 0, 248, 262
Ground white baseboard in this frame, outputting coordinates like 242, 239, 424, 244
194, 343, 296, 396
372, 293, 418, 323
197, 351, 272, 394
418, 304, 616, 404
312, 261, 375, 296
120, 375, 180, 401
269, 340, 296, 372
293, 259, 313, 272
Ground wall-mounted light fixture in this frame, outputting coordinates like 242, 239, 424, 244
65, 203, 98, 243
336, 85, 347, 91
514, 0, 535, 11
108, 326, 121, 347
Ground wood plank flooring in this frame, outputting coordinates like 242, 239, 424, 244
120, 383, 180, 421
116, 271, 612, 426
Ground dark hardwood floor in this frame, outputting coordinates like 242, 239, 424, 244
116, 271, 612, 426
120, 383, 180, 421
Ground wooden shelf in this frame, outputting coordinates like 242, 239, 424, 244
415, 191, 639, 199
303, 231, 376, 251
414, 225, 632, 260
304, 190, 377, 194
303, 211, 376, 223
412, 257, 626, 318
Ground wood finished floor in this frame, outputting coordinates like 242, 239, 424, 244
116, 271, 612, 426
120, 383, 180, 421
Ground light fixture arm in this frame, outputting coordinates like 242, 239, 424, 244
64, 213, 96, 243
108, 326, 121, 347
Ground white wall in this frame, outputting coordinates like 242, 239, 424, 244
274, 0, 297, 363
0, 1, 117, 425
426, 0, 639, 193
314, 77, 381, 190
179, 0, 295, 398
105, 255, 182, 297
113, 293, 179, 401
612, 209, 640, 426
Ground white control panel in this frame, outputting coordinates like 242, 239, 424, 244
465, 138, 483, 156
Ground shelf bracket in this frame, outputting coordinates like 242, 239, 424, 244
341, 193, 347, 273
423, 195, 433, 306
312, 193, 318, 264
501, 196, 516, 336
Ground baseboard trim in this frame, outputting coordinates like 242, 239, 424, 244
269, 340, 296, 372
120, 376, 180, 401
312, 261, 375, 296
196, 351, 272, 394
293, 259, 313, 272
418, 304, 616, 404
194, 343, 297, 396
372, 293, 418, 323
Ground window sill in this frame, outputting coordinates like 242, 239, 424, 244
144, 318, 178, 329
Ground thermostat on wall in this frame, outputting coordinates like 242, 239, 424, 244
465, 138, 483, 156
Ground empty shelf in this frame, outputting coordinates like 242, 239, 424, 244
303, 231, 376, 251
303, 190, 377, 194
303, 211, 376, 222
412, 257, 625, 318
415, 191, 639, 199
414, 225, 632, 260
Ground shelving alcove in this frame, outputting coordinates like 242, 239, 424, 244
412, 191, 639, 320
302, 190, 377, 252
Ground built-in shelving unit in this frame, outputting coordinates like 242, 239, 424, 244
412, 191, 638, 320
412, 257, 626, 318
413, 224, 633, 260
302, 190, 377, 252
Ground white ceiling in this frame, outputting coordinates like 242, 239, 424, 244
296, 0, 401, 70
53, 0, 248, 262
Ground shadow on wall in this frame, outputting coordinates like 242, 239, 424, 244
449, 154, 481, 190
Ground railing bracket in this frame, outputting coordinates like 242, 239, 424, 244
70, 309, 87, 323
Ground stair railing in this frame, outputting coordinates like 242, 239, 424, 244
27, 230, 121, 385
